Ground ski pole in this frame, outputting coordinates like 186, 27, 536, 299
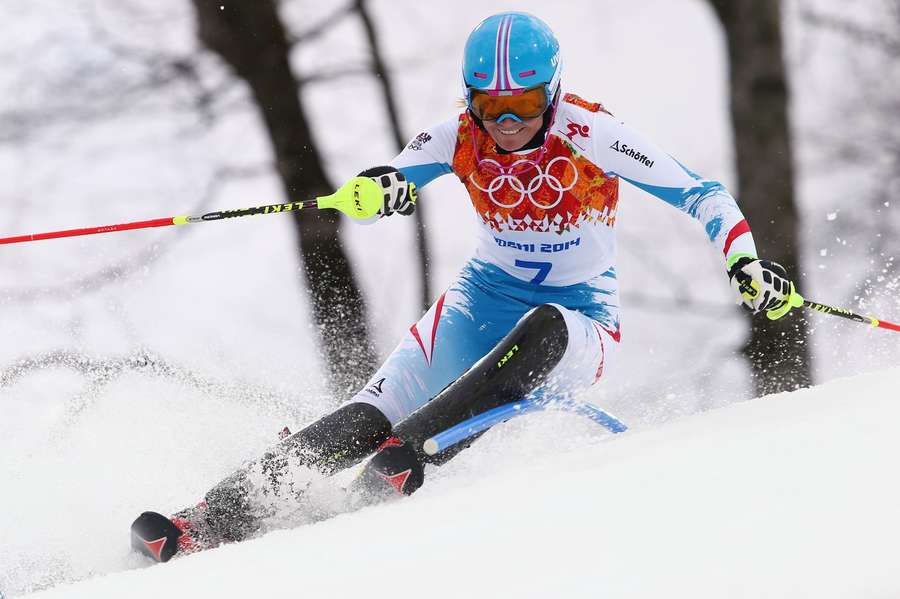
422, 398, 627, 456
0, 176, 389, 246
802, 298, 900, 333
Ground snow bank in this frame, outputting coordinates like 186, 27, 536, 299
24, 367, 900, 598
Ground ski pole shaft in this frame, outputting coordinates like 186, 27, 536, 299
803, 298, 900, 333
0, 176, 386, 246
0, 200, 318, 245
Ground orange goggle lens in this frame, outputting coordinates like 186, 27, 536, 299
468, 86, 549, 121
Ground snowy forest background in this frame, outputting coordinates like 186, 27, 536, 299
1, 0, 899, 594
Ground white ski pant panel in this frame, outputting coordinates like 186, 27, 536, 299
542, 302, 619, 398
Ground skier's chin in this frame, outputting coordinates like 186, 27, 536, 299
485, 117, 542, 151
493, 133, 531, 151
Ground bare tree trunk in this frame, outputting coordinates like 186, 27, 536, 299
709, 0, 812, 394
191, 0, 376, 395
355, 0, 432, 311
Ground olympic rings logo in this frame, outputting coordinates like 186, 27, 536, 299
469, 157, 579, 210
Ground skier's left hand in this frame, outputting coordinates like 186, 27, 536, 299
729, 257, 804, 320
358, 166, 417, 217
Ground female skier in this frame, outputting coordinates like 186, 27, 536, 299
132, 11, 802, 562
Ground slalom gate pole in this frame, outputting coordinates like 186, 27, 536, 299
0, 177, 388, 246
422, 398, 628, 456
802, 298, 900, 333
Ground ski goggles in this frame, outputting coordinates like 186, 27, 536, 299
467, 85, 551, 123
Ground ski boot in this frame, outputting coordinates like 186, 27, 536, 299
131, 502, 221, 563
351, 436, 425, 504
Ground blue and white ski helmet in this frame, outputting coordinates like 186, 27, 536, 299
462, 12, 562, 100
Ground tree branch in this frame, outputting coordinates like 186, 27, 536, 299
296, 65, 375, 86
801, 9, 900, 56
354, 0, 431, 309
285, 1, 356, 46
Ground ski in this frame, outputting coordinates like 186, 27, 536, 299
422, 398, 627, 456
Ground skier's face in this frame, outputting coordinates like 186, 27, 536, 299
483, 115, 545, 152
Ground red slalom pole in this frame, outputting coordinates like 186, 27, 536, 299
803, 298, 900, 333
0, 176, 391, 246
0, 202, 317, 246
0, 217, 180, 245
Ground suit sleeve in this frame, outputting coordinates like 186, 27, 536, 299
389, 117, 459, 190
591, 112, 757, 267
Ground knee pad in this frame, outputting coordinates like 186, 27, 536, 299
391, 304, 569, 457
477, 302, 569, 400
518, 303, 568, 345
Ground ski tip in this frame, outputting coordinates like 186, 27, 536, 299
131, 511, 183, 563
422, 438, 439, 456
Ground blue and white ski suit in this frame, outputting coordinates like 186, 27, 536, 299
351, 94, 757, 424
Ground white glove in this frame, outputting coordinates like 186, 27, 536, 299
728, 257, 803, 320
358, 166, 417, 217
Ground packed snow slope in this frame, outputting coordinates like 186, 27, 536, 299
23, 367, 900, 599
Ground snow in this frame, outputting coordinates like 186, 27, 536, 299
1, 0, 899, 596
16, 366, 900, 599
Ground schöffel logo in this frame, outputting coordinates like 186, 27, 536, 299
407, 132, 432, 151
609, 140, 654, 168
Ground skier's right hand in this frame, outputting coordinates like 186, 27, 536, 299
358, 166, 417, 217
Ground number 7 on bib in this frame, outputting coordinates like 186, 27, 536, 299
515, 259, 553, 284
